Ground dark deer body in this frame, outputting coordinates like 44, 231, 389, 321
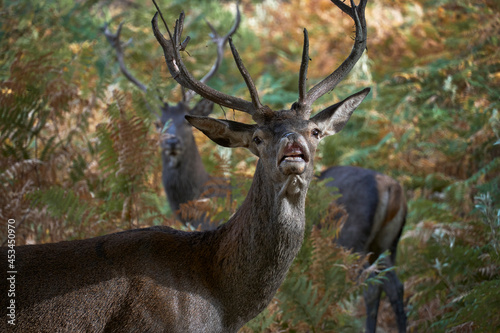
320, 165, 407, 331
0, 1, 375, 331
160, 104, 210, 219
159, 100, 225, 228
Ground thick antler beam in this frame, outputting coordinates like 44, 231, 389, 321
152, 0, 368, 122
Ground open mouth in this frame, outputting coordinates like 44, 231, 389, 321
278, 142, 310, 174
279, 149, 306, 165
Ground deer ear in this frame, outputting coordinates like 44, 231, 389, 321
311, 88, 370, 138
190, 99, 214, 117
186, 115, 256, 148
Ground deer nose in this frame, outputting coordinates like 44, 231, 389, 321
278, 132, 310, 162
165, 137, 181, 149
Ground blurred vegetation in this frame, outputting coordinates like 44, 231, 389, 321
1, 0, 498, 331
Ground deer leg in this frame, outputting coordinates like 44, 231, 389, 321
364, 273, 382, 333
382, 269, 406, 332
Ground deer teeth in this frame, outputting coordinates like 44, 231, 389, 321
277, 140, 310, 168
284, 155, 304, 162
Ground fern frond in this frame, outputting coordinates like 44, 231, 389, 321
30, 186, 96, 237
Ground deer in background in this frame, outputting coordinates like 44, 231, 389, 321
104, 5, 241, 229
0, 0, 373, 332
320, 165, 407, 332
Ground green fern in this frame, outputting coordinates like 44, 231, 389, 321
244, 307, 277, 333
279, 275, 332, 330
30, 186, 96, 239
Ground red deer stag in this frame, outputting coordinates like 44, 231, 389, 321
320, 165, 407, 332
0, 0, 369, 332
103, 6, 241, 229
106, 3, 408, 331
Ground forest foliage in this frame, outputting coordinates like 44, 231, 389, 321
1, 0, 499, 331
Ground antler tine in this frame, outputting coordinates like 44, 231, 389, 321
174, 12, 186, 50
184, 2, 241, 103
228, 38, 270, 117
297, 28, 310, 112
224, 1, 242, 40
104, 22, 148, 93
152, 1, 259, 118
202, 1, 241, 83
300, 0, 368, 116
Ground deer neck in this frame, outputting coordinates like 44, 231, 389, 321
213, 160, 311, 324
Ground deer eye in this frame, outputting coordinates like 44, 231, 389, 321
311, 128, 321, 138
253, 136, 263, 145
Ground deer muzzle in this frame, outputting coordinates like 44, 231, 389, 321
161, 135, 184, 168
161, 135, 183, 156
277, 133, 310, 175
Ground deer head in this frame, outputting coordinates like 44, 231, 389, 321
159, 99, 212, 169
152, 0, 370, 198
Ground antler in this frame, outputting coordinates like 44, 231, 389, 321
105, 5, 240, 107
296, 0, 368, 117
104, 22, 148, 93
152, 0, 271, 120
104, 22, 164, 119
183, 4, 241, 103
